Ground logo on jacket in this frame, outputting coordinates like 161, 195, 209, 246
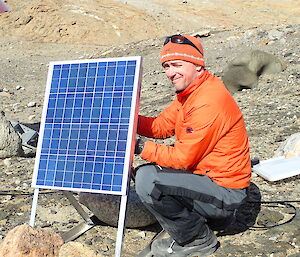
186, 127, 194, 133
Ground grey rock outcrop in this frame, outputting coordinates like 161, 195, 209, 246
0, 111, 23, 158
222, 50, 287, 94
79, 186, 157, 228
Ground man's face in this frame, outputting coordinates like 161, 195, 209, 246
162, 60, 201, 91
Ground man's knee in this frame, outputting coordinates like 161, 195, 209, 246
135, 164, 158, 202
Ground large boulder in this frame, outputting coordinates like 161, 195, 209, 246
79, 186, 157, 228
0, 111, 23, 159
0, 224, 64, 257
222, 50, 286, 94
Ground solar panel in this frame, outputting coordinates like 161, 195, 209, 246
32, 56, 142, 195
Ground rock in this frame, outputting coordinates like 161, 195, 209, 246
222, 50, 287, 94
59, 242, 102, 257
0, 111, 23, 159
3, 158, 12, 166
28, 115, 36, 121
274, 132, 300, 158
243, 29, 255, 39
192, 30, 211, 38
12, 103, 21, 112
79, 186, 157, 228
0, 92, 11, 97
27, 102, 36, 107
267, 29, 284, 40
0, 224, 64, 257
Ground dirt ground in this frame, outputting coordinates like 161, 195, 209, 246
0, 0, 300, 256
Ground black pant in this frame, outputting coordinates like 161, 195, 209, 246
135, 164, 247, 245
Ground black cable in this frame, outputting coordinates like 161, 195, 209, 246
240, 200, 298, 229
0, 190, 57, 196
0, 191, 298, 229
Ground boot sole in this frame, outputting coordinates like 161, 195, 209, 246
187, 241, 220, 257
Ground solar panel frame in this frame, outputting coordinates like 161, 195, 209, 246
32, 56, 142, 196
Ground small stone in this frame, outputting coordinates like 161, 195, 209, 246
0, 92, 11, 97
284, 52, 293, 57
15, 85, 22, 90
267, 29, 284, 40
27, 101, 36, 107
12, 103, 21, 112
192, 30, 211, 38
28, 115, 36, 121
50, 209, 57, 214
136, 231, 147, 238
3, 158, 12, 166
269, 236, 277, 241
69, 219, 79, 224
22, 183, 29, 188
100, 244, 109, 252
243, 30, 254, 39
279, 38, 286, 44
262, 39, 270, 45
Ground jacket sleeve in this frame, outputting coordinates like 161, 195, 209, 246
140, 101, 237, 170
137, 100, 178, 139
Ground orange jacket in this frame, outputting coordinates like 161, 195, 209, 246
137, 70, 251, 189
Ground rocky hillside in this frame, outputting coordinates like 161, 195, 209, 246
0, 0, 299, 256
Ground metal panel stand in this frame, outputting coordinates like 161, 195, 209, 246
61, 191, 102, 242
29, 188, 40, 227
62, 191, 129, 257
115, 194, 128, 257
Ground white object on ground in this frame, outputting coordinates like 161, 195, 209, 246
252, 156, 300, 181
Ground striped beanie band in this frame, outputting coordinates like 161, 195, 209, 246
160, 34, 205, 67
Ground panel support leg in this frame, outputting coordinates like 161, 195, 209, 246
115, 194, 128, 257
61, 191, 101, 242
29, 188, 39, 227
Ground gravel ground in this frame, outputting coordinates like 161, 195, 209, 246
0, 4, 299, 256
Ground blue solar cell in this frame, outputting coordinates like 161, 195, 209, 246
33, 57, 141, 194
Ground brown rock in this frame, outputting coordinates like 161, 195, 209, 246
0, 224, 64, 257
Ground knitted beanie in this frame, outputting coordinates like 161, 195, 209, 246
160, 35, 205, 67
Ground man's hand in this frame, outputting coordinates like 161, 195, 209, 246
134, 137, 146, 155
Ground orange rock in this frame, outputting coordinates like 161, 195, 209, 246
0, 224, 64, 257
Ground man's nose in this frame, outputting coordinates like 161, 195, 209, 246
166, 67, 176, 78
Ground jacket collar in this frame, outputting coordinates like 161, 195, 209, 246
177, 69, 209, 103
